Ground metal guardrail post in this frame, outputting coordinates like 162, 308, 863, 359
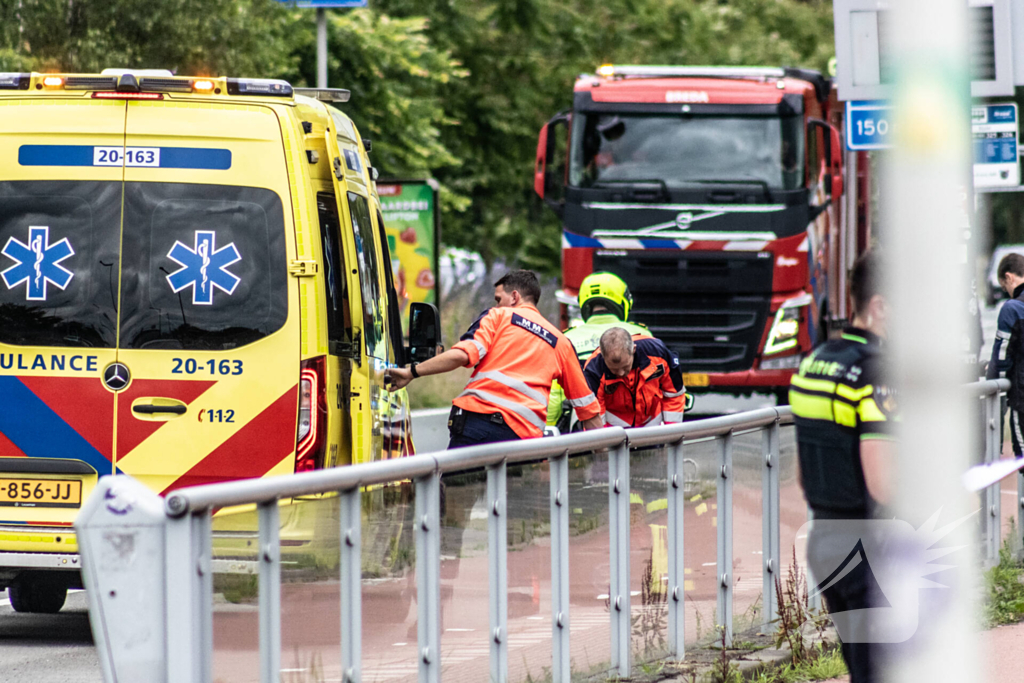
608, 440, 631, 677
340, 488, 362, 683
716, 433, 733, 646
258, 501, 281, 683
415, 472, 441, 683
666, 439, 685, 658
487, 461, 509, 683
549, 451, 571, 683
806, 507, 820, 612
984, 391, 1002, 565
761, 421, 781, 633
165, 510, 213, 683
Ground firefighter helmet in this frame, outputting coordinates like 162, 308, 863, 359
578, 272, 633, 321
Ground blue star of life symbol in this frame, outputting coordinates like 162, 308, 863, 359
166, 230, 242, 305
1, 226, 75, 301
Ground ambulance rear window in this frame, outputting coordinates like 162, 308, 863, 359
118, 183, 288, 350
0, 181, 121, 348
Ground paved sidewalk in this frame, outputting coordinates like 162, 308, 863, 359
817, 619, 1024, 683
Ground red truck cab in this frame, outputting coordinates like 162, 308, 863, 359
536, 65, 852, 396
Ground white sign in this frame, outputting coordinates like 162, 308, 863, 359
972, 103, 1020, 188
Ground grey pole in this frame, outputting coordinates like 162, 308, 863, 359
316, 8, 328, 88
258, 502, 282, 683
340, 489, 362, 683
487, 462, 509, 683
166, 511, 213, 683
666, 439, 686, 657
761, 421, 781, 632
984, 392, 1002, 565
716, 433, 733, 646
608, 441, 632, 677
549, 452, 571, 683
415, 473, 441, 683
806, 507, 820, 612
888, 0, 980, 678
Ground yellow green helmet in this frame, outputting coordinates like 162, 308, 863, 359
578, 271, 633, 321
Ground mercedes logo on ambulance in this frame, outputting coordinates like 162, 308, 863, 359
103, 362, 131, 391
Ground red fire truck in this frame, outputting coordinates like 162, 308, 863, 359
535, 65, 870, 397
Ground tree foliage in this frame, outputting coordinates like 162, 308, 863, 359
0, 0, 835, 273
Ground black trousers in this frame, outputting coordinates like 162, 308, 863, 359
447, 407, 521, 449
809, 524, 896, 683
1010, 407, 1024, 457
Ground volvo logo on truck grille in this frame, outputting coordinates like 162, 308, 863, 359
103, 362, 131, 391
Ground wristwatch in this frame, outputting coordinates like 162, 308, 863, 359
410, 362, 420, 378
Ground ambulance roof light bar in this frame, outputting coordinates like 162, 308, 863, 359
0, 73, 31, 90
294, 88, 351, 103
594, 65, 787, 80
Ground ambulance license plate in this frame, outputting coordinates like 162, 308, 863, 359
0, 479, 82, 508
682, 373, 709, 387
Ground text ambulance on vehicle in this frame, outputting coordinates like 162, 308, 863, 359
535, 65, 870, 400
0, 69, 440, 613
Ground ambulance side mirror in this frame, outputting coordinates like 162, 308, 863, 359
408, 302, 442, 363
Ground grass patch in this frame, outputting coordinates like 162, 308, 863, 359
751, 645, 846, 683
985, 529, 1024, 627
215, 573, 258, 604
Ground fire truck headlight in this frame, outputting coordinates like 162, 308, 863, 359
764, 305, 802, 356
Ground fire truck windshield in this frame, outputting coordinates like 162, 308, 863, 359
569, 113, 804, 192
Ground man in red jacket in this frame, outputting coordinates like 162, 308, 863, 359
584, 327, 686, 428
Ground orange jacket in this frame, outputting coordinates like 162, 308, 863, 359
584, 335, 686, 427
451, 304, 600, 438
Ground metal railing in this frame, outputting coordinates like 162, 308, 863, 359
975, 379, 1015, 564
76, 380, 1011, 683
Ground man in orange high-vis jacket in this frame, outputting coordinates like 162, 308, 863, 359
584, 327, 686, 428
387, 270, 604, 447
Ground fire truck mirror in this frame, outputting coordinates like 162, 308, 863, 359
537, 111, 570, 214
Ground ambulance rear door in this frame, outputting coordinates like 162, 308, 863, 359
0, 97, 124, 533
112, 100, 300, 494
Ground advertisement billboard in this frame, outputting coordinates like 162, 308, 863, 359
378, 179, 440, 330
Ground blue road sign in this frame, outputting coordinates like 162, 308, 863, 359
277, 0, 367, 6
845, 100, 893, 151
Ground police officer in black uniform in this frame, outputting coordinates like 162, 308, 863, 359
789, 251, 896, 683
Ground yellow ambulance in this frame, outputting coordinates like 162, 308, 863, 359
0, 69, 439, 612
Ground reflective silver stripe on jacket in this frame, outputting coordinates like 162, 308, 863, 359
466, 370, 548, 406
567, 393, 598, 408
662, 411, 684, 422
456, 388, 547, 431
605, 412, 631, 428
663, 389, 686, 398
644, 414, 664, 427
997, 329, 1012, 340
471, 339, 487, 360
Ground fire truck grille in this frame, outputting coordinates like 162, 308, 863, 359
631, 297, 769, 372
593, 250, 774, 373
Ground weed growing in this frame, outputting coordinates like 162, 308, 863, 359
750, 644, 846, 683
707, 626, 743, 683
984, 528, 1024, 627
773, 547, 831, 666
